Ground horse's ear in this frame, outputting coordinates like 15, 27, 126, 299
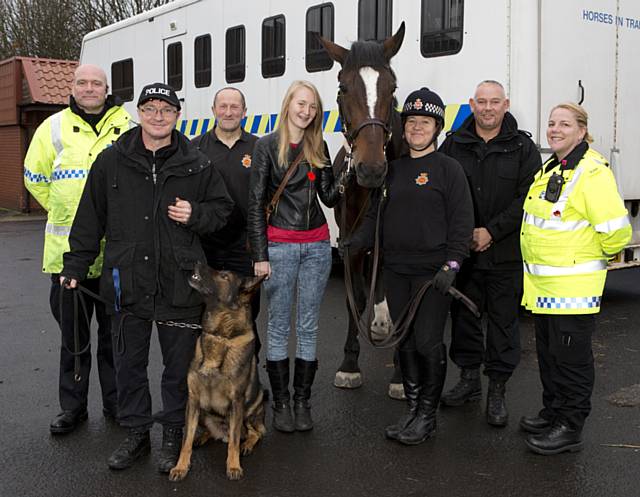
317, 33, 348, 65
383, 21, 405, 61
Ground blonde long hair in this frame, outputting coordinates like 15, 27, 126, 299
551, 102, 594, 143
276, 80, 327, 168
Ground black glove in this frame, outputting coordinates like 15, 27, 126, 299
432, 265, 456, 295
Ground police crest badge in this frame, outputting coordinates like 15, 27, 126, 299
415, 172, 429, 185
241, 154, 252, 168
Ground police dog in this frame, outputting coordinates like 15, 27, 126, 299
169, 262, 266, 481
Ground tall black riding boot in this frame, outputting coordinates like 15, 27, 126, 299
293, 358, 318, 431
486, 378, 509, 427
397, 344, 447, 446
385, 349, 422, 440
267, 359, 294, 433
440, 367, 481, 406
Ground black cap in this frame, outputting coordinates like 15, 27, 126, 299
401, 87, 445, 124
137, 83, 181, 110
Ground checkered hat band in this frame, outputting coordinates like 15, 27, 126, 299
403, 101, 445, 118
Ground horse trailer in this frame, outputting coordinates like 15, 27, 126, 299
80, 0, 640, 267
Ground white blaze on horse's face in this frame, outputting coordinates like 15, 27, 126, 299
359, 67, 380, 119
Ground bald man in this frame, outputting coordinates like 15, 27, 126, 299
24, 64, 132, 434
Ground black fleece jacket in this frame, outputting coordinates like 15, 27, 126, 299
63, 127, 234, 320
439, 112, 541, 269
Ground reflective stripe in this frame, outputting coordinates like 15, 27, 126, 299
524, 259, 607, 276
50, 113, 63, 156
45, 223, 71, 236
536, 296, 601, 310
24, 167, 50, 184
594, 215, 631, 233
523, 212, 590, 232
51, 169, 88, 181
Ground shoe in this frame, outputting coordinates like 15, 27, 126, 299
396, 344, 447, 446
157, 426, 184, 473
525, 421, 583, 455
440, 368, 481, 407
385, 349, 421, 440
519, 415, 551, 434
49, 409, 88, 434
486, 380, 508, 427
267, 359, 295, 433
293, 358, 318, 431
107, 429, 151, 470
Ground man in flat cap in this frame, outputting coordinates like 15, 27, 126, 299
61, 83, 234, 472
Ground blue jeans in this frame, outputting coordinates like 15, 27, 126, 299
263, 240, 332, 361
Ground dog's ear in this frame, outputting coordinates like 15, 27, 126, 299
240, 275, 266, 297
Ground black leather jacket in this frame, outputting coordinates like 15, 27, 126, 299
247, 132, 341, 262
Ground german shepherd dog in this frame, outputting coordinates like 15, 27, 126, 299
169, 262, 266, 481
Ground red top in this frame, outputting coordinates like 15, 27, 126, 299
267, 224, 330, 243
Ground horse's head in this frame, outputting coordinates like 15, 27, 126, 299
320, 22, 405, 189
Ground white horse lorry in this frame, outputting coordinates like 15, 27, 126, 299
80, 0, 640, 268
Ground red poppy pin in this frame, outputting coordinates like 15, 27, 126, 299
415, 172, 429, 186
307, 170, 316, 181
553, 210, 561, 217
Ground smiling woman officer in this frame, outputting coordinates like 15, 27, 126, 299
520, 102, 631, 455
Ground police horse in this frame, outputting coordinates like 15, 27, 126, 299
319, 23, 407, 398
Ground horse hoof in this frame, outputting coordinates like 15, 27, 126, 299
334, 371, 363, 389
388, 382, 406, 400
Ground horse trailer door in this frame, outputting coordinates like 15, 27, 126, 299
539, 0, 617, 155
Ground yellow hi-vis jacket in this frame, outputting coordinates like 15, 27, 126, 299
521, 147, 631, 314
24, 104, 132, 276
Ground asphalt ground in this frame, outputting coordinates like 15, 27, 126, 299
1, 218, 639, 497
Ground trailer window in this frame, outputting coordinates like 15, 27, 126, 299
111, 59, 134, 102
167, 42, 183, 91
262, 15, 286, 78
358, 0, 392, 41
306, 3, 334, 72
421, 0, 464, 57
226, 25, 246, 83
194, 34, 211, 88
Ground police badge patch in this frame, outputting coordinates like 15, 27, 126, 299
241, 154, 252, 168
415, 172, 429, 185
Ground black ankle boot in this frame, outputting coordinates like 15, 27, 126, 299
107, 429, 151, 470
157, 426, 184, 473
267, 359, 294, 433
397, 344, 447, 446
441, 367, 481, 406
385, 349, 422, 440
486, 379, 509, 427
525, 421, 583, 455
293, 358, 318, 431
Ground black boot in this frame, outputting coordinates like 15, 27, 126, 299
49, 409, 88, 435
267, 359, 294, 433
293, 358, 318, 431
525, 420, 583, 455
385, 349, 422, 440
107, 429, 151, 470
486, 379, 509, 427
397, 344, 447, 446
520, 414, 552, 434
157, 426, 184, 473
440, 367, 481, 406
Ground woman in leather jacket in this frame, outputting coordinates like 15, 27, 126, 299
247, 80, 341, 433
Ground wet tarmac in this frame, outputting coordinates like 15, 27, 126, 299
1, 219, 638, 497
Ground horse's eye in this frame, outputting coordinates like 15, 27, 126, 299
339, 84, 347, 94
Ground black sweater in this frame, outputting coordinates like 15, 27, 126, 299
356, 151, 474, 271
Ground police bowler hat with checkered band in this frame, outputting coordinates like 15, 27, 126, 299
137, 83, 181, 110
401, 87, 445, 125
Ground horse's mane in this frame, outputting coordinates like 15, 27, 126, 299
343, 40, 389, 70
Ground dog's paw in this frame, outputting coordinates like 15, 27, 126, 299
226, 465, 244, 480
168, 466, 189, 482
240, 441, 254, 456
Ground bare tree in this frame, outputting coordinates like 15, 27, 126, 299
0, 0, 174, 61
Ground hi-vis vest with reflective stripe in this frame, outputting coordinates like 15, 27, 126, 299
520, 147, 631, 314
24, 105, 132, 276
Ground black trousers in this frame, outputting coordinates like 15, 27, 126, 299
534, 314, 595, 430
449, 267, 521, 380
112, 314, 198, 430
207, 256, 261, 359
383, 268, 451, 355
49, 275, 117, 413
